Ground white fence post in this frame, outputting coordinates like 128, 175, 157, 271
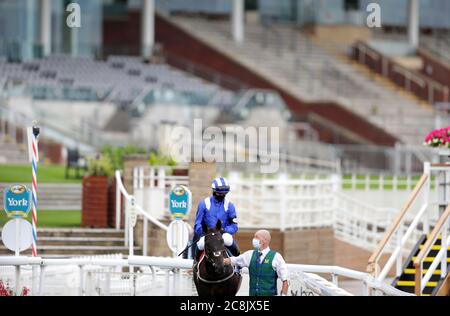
423, 162, 431, 235
38, 265, 46, 296
79, 265, 84, 296
15, 265, 20, 296
116, 174, 121, 230
143, 218, 148, 256
396, 226, 403, 278
129, 197, 135, 258
441, 221, 448, 278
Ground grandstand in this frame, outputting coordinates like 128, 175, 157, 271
1, 0, 450, 298
167, 15, 434, 146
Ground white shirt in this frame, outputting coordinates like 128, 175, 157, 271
229, 247, 289, 281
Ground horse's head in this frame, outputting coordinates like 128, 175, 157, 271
202, 220, 226, 275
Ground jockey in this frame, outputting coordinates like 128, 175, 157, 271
193, 177, 240, 262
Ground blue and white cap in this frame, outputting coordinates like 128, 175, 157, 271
211, 177, 230, 193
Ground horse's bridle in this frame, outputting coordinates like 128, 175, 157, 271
202, 232, 226, 268
196, 232, 235, 284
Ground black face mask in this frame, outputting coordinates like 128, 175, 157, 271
213, 192, 226, 202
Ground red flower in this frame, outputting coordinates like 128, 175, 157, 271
0, 280, 30, 296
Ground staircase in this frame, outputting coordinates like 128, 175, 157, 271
394, 235, 450, 296
0, 228, 139, 257
367, 162, 450, 296
0, 140, 28, 164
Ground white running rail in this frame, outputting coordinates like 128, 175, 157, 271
333, 192, 396, 251
226, 174, 339, 231
0, 256, 412, 296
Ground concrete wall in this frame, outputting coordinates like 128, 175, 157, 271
135, 217, 173, 257
235, 228, 334, 265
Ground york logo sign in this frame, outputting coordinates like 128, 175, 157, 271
168, 185, 192, 220
7, 198, 28, 207
3, 184, 32, 218
171, 200, 187, 208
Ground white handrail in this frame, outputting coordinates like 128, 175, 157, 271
115, 170, 168, 231
115, 170, 169, 256
414, 202, 450, 295
377, 202, 429, 281
287, 264, 413, 296
421, 236, 449, 291
368, 165, 432, 279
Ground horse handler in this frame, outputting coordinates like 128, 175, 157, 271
224, 229, 289, 296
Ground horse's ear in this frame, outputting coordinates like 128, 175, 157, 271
215, 220, 222, 231
202, 222, 208, 234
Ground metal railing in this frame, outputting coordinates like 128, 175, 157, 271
355, 41, 450, 105
333, 192, 396, 251
115, 170, 169, 258
0, 101, 96, 154
341, 174, 437, 192
131, 166, 189, 226
367, 163, 440, 283
226, 174, 338, 231
367, 163, 450, 288
162, 50, 247, 92
0, 255, 412, 296
287, 264, 413, 296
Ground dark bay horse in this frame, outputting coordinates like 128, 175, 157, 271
193, 220, 242, 297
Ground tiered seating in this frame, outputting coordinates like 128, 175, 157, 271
0, 55, 236, 110
170, 17, 435, 145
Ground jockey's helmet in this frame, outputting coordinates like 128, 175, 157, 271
211, 177, 230, 193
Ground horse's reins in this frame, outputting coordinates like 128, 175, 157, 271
197, 267, 236, 284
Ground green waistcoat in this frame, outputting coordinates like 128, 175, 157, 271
249, 249, 277, 296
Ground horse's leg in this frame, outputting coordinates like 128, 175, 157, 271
231, 275, 242, 296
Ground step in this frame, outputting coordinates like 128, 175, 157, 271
412, 257, 450, 263
37, 236, 125, 246
10, 254, 128, 259
398, 272, 441, 283
37, 229, 125, 238
396, 284, 435, 295
0, 228, 125, 238
404, 269, 442, 275
419, 245, 450, 251
396, 280, 438, 287
0, 245, 140, 256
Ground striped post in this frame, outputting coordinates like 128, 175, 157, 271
31, 135, 38, 257
27, 125, 40, 257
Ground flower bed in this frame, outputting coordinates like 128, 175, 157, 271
424, 127, 450, 148
0, 280, 29, 296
